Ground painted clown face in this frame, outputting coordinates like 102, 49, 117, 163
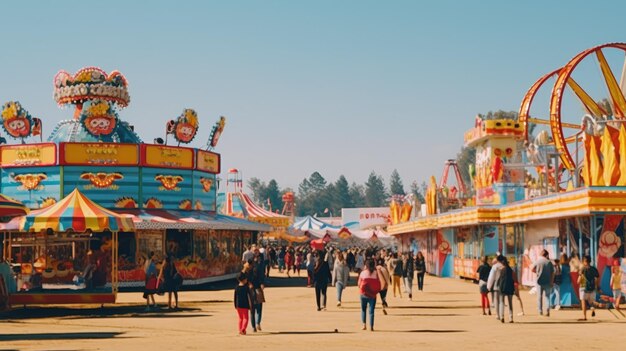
85, 115, 116, 136
4, 117, 31, 137
175, 122, 197, 143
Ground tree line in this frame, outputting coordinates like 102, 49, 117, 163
247, 170, 426, 217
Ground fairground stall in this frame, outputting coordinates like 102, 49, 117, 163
388, 43, 626, 307
4, 189, 134, 305
0, 67, 269, 304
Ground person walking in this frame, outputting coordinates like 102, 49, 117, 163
158, 255, 182, 310
476, 256, 491, 315
143, 251, 158, 311
402, 252, 415, 300
532, 249, 555, 317
306, 252, 316, 287
314, 252, 331, 311
355, 250, 365, 273
358, 258, 381, 331
610, 260, 622, 311
347, 249, 356, 272
513, 266, 525, 316
242, 245, 254, 263
552, 258, 562, 310
262, 246, 271, 278
487, 255, 505, 322
234, 272, 253, 335
415, 251, 426, 291
249, 249, 266, 332
295, 249, 303, 276
332, 251, 350, 307
284, 249, 294, 278
390, 253, 403, 298
500, 256, 516, 323
578, 255, 604, 320
376, 258, 391, 315
278, 246, 286, 273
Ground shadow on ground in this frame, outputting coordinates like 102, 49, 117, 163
0, 305, 208, 320
268, 330, 354, 335
0, 331, 125, 341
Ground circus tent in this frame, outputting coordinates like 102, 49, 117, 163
291, 215, 339, 231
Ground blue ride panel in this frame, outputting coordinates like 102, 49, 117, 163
63, 166, 140, 209
192, 171, 216, 212
141, 167, 193, 210
0, 166, 61, 209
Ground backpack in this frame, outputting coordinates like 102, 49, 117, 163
498, 266, 515, 295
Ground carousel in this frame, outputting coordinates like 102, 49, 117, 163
0, 67, 269, 307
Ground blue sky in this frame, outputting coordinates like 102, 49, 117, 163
1, 0, 626, 191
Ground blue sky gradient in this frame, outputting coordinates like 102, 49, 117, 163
1, 0, 625, 190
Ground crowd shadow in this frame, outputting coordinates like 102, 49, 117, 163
265, 275, 309, 288
0, 305, 206, 320
389, 313, 464, 317
0, 331, 126, 341
390, 305, 478, 310
267, 330, 354, 335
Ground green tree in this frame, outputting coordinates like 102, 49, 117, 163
322, 183, 336, 216
456, 146, 476, 194
296, 172, 329, 216
333, 175, 354, 210
478, 110, 519, 120
349, 182, 366, 207
266, 179, 283, 212
308, 172, 327, 193
410, 180, 425, 203
365, 171, 388, 207
297, 178, 313, 216
389, 169, 405, 195
247, 177, 267, 204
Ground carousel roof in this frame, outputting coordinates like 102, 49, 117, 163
47, 119, 142, 143
22, 188, 135, 232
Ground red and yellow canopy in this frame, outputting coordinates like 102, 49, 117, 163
22, 188, 134, 232
0, 194, 29, 217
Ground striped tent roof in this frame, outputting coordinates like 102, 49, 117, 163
224, 192, 290, 227
291, 215, 339, 231
0, 194, 29, 217
22, 188, 135, 232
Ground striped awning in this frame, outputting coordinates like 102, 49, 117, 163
115, 209, 270, 232
22, 189, 134, 232
0, 194, 29, 217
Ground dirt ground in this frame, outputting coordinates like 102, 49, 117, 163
1, 270, 623, 351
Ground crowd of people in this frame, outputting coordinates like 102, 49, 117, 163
140, 242, 624, 334
475, 249, 623, 323
234, 244, 428, 334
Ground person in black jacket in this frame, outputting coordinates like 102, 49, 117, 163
415, 251, 426, 291
249, 249, 266, 332
313, 251, 331, 311
234, 273, 253, 335
476, 256, 492, 315
402, 252, 415, 300
498, 256, 516, 323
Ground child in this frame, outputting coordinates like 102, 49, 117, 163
610, 260, 622, 311
234, 272, 253, 335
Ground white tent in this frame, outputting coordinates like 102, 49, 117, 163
291, 215, 340, 231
